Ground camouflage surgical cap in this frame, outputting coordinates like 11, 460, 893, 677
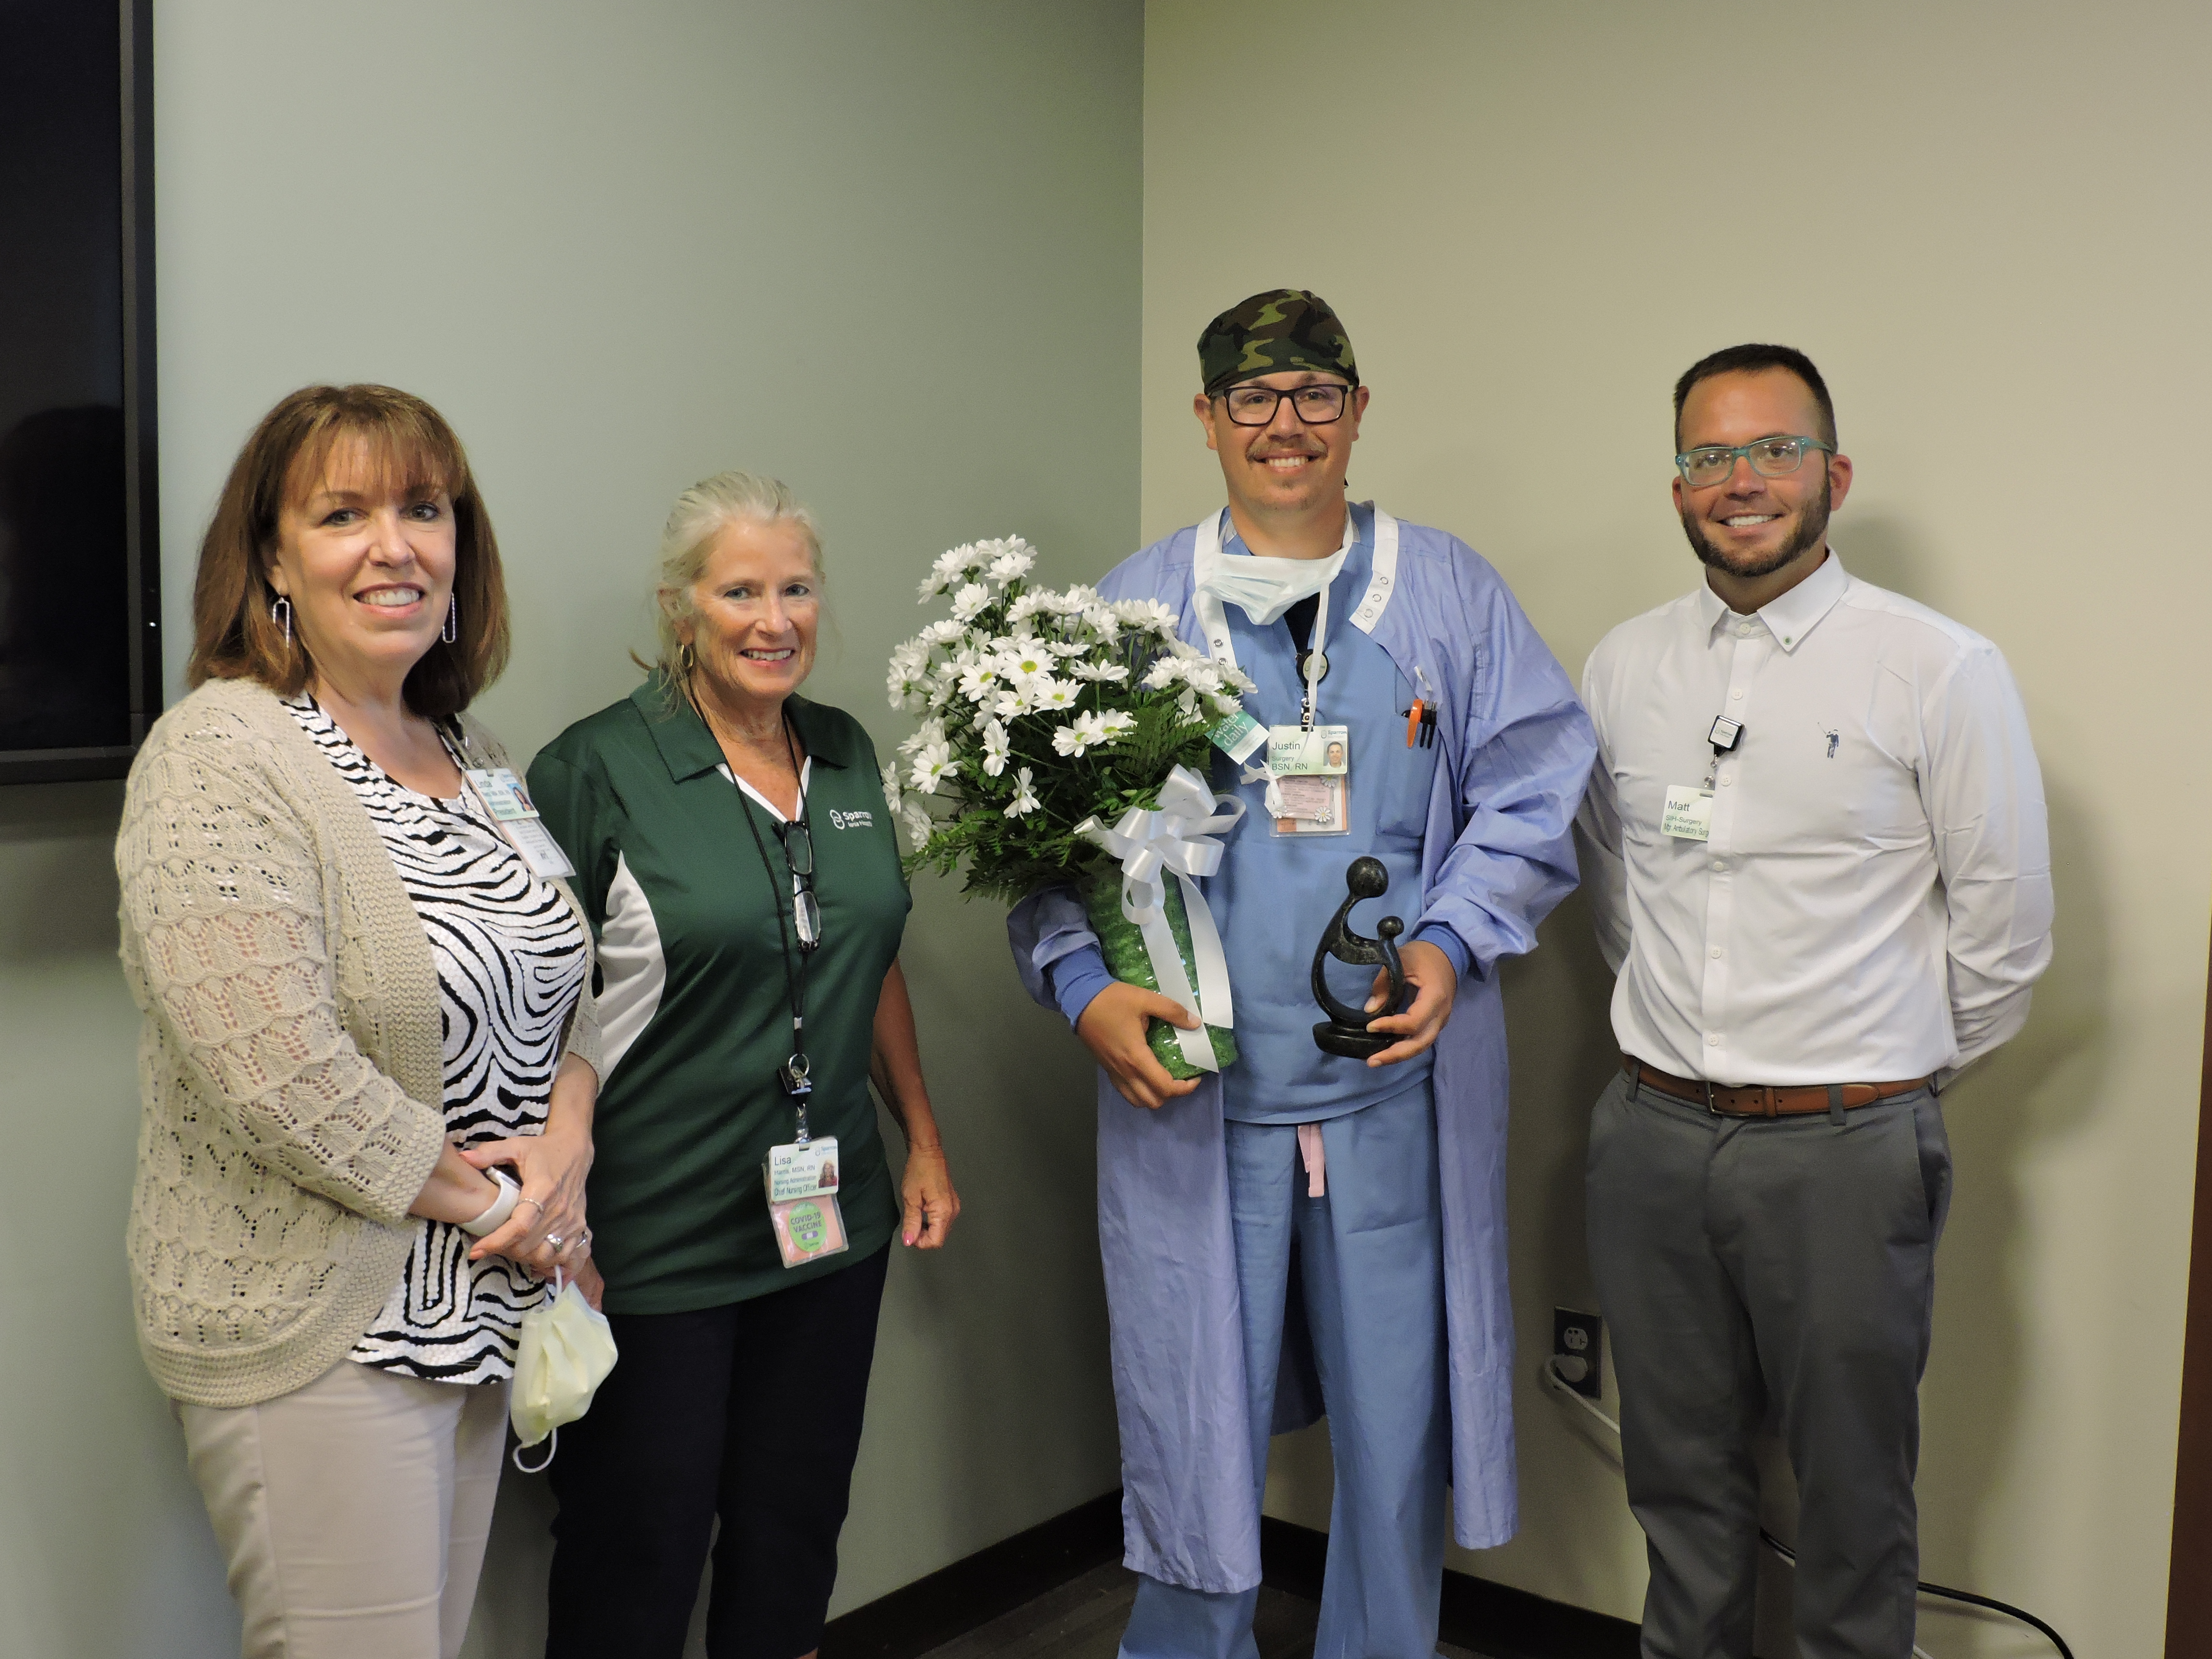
1197, 289, 1358, 396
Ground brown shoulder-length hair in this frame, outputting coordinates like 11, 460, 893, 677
187, 384, 509, 718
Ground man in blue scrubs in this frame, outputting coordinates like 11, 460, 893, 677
1008, 290, 1595, 1659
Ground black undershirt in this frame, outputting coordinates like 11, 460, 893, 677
1284, 592, 1320, 655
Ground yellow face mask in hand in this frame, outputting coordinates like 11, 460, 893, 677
510, 1269, 619, 1471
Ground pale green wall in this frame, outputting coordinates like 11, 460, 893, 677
1143, 3, 2209, 1655
0, 4, 1142, 1655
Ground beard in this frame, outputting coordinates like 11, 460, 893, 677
1681, 473, 1831, 579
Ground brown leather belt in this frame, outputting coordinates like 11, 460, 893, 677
1622, 1055, 1932, 1118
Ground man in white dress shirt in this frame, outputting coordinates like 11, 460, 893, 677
1575, 344, 2052, 1659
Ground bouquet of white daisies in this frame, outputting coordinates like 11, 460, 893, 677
884, 536, 1253, 1077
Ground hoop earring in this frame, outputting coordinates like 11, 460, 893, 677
677, 642, 696, 676
442, 593, 458, 645
272, 595, 292, 647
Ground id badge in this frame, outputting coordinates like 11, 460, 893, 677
462, 768, 578, 879
765, 1135, 841, 1202
1267, 724, 1350, 837
764, 1135, 850, 1269
1661, 784, 1715, 842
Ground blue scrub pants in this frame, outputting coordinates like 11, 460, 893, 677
1118, 1083, 1450, 1659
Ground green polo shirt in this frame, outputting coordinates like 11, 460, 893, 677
529, 678, 907, 1314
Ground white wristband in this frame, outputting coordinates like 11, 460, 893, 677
459, 1167, 520, 1237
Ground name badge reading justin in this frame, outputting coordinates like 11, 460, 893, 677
462, 768, 578, 879
1267, 723, 1350, 838
1266, 724, 1349, 777
1661, 784, 1715, 842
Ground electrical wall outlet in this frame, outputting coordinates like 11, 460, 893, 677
1552, 1308, 1603, 1399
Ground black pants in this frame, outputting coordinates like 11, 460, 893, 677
545, 1245, 890, 1659
1586, 1072, 1953, 1659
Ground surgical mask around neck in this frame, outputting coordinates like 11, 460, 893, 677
1192, 518, 1352, 626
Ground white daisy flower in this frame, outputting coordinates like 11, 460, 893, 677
879, 760, 903, 815
1004, 767, 1041, 817
898, 717, 947, 757
1096, 709, 1137, 740
909, 742, 958, 794
901, 799, 936, 848
1141, 656, 1186, 691
987, 542, 1035, 583
950, 582, 991, 623
1000, 641, 1054, 683
1032, 676, 1080, 712
1112, 597, 1181, 637
981, 718, 1010, 777
958, 657, 1005, 701
1071, 660, 1130, 683
1051, 710, 1111, 757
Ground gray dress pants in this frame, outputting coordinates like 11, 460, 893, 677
1585, 1067, 1952, 1659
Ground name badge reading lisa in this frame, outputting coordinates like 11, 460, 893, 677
462, 768, 578, 879
765, 1135, 842, 1202
1661, 784, 1715, 842
764, 1136, 849, 1269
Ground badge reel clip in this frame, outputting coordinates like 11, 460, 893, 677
1660, 716, 1743, 843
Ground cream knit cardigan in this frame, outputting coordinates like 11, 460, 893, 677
117, 677, 600, 1407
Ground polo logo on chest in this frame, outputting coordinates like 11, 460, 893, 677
827, 808, 875, 830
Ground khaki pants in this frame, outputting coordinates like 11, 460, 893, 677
179, 1358, 511, 1659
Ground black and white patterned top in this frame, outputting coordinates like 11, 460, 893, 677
285, 696, 590, 1384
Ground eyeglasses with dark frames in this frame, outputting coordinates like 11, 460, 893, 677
774, 818, 821, 950
1214, 381, 1354, 427
1674, 434, 1835, 489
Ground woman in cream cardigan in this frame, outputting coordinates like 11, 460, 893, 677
118, 384, 599, 1659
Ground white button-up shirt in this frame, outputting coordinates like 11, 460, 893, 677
1575, 551, 2052, 1084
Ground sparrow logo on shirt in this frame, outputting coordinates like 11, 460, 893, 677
828, 808, 875, 830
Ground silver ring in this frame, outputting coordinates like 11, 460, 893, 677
545, 1232, 566, 1250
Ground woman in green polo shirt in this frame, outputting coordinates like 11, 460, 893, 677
528, 471, 959, 1659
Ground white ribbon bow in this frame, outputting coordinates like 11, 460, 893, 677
1075, 764, 1245, 1072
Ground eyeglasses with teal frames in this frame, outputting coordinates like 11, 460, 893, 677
1675, 434, 1835, 489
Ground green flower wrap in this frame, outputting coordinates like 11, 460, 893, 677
1082, 870, 1237, 1080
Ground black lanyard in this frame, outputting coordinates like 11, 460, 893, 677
730, 713, 818, 1125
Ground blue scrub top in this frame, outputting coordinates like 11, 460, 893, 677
1207, 506, 1441, 1123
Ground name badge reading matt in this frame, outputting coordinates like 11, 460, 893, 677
462, 768, 578, 879
1661, 784, 1715, 842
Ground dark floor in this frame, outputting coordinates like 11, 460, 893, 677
915, 1562, 1485, 1659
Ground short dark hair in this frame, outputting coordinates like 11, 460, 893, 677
1673, 344, 1836, 449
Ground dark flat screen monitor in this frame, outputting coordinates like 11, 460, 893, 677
0, 0, 157, 783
